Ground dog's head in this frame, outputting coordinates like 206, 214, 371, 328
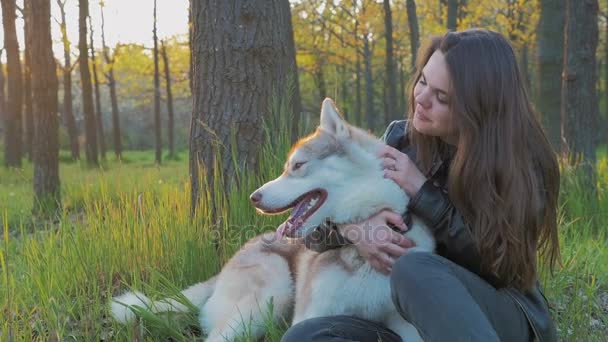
250, 98, 406, 239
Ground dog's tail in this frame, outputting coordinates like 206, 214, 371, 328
110, 276, 218, 324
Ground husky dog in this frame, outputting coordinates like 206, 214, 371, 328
111, 98, 435, 341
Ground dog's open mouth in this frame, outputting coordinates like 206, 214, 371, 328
277, 189, 327, 238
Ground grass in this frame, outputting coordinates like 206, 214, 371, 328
1, 143, 607, 341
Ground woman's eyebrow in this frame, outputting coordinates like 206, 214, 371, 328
421, 71, 448, 95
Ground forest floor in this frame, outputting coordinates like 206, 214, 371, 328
1, 149, 607, 341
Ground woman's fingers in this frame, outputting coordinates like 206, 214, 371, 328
369, 256, 387, 274
382, 157, 397, 170
378, 254, 394, 275
376, 144, 401, 159
381, 243, 408, 258
392, 234, 415, 248
383, 168, 400, 183
381, 210, 406, 230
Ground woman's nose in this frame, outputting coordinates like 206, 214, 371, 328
415, 88, 431, 108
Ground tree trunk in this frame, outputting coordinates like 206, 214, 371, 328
89, 16, 106, 160
447, 0, 458, 31
284, 1, 302, 142
399, 59, 407, 116
406, 0, 420, 71
100, 3, 122, 160
313, 58, 327, 103
23, 1, 34, 161
0, 54, 5, 125
383, 0, 398, 121
537, 0, 564, 152
354, 9, 362, 126
1, 0, 23, 168
153, 0, 162, 165
339, 32, 350, 121
78, 0, 98, 166
107, 66, 122, 159
190, 0, 300, 216
188, 2, 193, 94
57, 0, 80, 160
520, 43, 531, 91
604, 15, 608, 145
26, 0, 61, 214
561, 0, 599, 195
363, 34, 374, 130
161, 41, 175, 158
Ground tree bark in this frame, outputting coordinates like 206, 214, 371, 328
447, 0, 458, 31
313, 57, 327, 104
26, 0, 61, 214
78, 0, 98, 166
190, 0, 301, 216
399, 59, 407, 116
406, 0, 420, 71
520, 43, 531, 91
89, 16, 106, 159
188, 2, 193, 94
561, 0, 598, 195
353, 2, 362, 126
363, 34, 375, 130
161, 40, 175, 158
57, 0, 80, 160
0, 53, 5, 126
100, 3, 122, 160
283, 1, 302, 142
537, 0, 565, 152
107, 56, 122, 159
23, 1, 34, 161
1, 0, 23, 168
355, 51, 362, 126
383, 0, 398, 121
339, 31, 349, 120
153, 0, 162, 165
604, 14, 608, 145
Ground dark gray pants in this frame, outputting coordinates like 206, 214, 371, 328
282, 252, 531, 342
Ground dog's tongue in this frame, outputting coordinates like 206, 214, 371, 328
276, 192, 324, 239
276, 220, 298, 238
276, 198, 310, 238
290, 199, 309, 220
277, 222, 287, 238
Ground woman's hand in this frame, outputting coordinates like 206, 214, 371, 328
377, 144, 427, 197
339, 210, 415, 275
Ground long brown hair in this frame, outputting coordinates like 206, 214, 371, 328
407, 29, 560, 290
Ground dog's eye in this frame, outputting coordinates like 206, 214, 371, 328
293, 162, 306, 171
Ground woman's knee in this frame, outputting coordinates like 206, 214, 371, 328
392, 252, 442, 281
390, 252, 446, 297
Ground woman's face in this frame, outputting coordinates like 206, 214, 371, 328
412, 50, 458, 144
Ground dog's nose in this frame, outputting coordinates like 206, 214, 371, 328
250, 191, 262, 203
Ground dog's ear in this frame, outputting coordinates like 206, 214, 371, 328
320, 98, 349, 139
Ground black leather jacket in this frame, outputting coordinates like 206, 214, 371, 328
305, 120, 558, 342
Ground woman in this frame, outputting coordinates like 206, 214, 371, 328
283, 29, 560, 341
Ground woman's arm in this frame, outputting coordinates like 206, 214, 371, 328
379, 122, 500, 285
